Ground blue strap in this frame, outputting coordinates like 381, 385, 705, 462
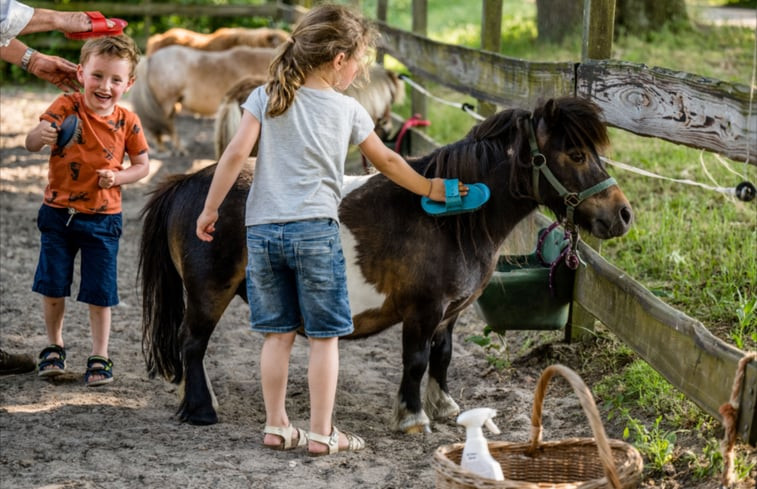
444, 179, 462, 210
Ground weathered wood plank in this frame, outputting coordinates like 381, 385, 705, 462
377, 23, 575, 109
573, 240, 757, 445
578, 60, 756, 164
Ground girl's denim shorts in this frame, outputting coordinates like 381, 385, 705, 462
245, 218, 353, 338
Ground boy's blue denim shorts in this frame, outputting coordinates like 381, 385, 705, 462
32, 204, 122, 307
246, 218, 354, 338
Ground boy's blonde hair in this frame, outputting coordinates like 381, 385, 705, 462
266, 4, 377, 117
80, 35, 141, 79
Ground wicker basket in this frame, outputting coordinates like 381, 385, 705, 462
433, 364, 643, 489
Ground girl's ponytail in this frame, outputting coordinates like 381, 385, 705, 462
266, 38, 305, 117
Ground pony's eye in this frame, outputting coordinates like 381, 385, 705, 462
570, 151, 586, 164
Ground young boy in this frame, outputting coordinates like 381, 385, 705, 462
25, 34, 149, 386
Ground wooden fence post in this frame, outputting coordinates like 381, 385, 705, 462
478, 0, 502, 117
411, 0, 428, 122
582, 0, 615, 60
376, 0, 388, 65
567, 0, 616, 343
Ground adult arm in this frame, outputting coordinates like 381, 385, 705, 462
0, 38, 79, 91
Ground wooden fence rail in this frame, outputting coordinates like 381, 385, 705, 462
379, 23, 756, 165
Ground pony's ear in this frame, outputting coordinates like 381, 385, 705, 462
543, 98, 559, 127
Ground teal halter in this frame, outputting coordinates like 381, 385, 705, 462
528, 117, 617, 225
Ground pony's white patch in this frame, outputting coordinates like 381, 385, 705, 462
342, 173, 372, 196
341, 174, 385, 315
204, 359, 218, 410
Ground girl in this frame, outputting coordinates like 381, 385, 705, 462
196, 4, 465, 456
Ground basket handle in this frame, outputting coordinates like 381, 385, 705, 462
526, 364, 623, 489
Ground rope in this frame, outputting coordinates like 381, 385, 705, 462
719, 351, 757, 488
601, 157, 756, 202
397, 74, 486, 121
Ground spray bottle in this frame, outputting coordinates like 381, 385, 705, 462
456, 407, 505, 481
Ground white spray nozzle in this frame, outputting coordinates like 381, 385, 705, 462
457, 407, 501, 434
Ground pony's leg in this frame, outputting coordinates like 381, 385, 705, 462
425, 315, 461, 421
393, 308, 443, 434
177, 292, 235, 425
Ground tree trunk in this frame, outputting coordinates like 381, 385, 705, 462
615, 0, 688, 35
536, 0, 583, 43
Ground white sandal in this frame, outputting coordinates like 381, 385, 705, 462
307, 426, 365, 456
263, 424, 308, 450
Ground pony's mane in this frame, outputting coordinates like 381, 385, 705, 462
416, 97, 609, 200
418, 107, 530, 182
532, 97, 609, 153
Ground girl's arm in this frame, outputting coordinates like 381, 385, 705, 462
196, 110, 260, 242
25, 120, 57, 152
358, 131, 466, 201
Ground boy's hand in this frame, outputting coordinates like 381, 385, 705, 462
36, 120, 59, 147
96, 169, 117, 188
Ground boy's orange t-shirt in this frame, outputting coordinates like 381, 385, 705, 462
39, 92, 149, 214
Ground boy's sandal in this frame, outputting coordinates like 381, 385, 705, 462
263, 424, 308, 451
308, 426, 365, 456
37, 344, 66, 378
84, 355, 114, 387
421, 178, 491, 217
65, 12, 127, 40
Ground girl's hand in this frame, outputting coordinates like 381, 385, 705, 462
96, 169, 117, 188
196, 209, 219, 242
427, 178, 468, 202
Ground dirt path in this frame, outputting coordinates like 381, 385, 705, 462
0, 87, 753, 489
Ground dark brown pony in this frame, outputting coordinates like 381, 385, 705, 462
139, 97, 633, 432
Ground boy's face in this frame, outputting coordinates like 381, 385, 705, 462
76, 53, 134, 116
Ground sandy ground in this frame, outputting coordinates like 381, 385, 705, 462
1, 87, 754, 489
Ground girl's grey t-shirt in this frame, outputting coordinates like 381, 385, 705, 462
241, 85, 375, 226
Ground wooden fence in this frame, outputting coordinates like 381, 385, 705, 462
21, 0, 756, 445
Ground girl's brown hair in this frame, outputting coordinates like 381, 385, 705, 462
266, 4, 377, 117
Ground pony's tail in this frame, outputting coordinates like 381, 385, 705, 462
213, 75, 265, 159
213, 96, 241, 160
138, 177, 186, 383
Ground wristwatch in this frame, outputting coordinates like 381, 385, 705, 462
20, 47, 36, 71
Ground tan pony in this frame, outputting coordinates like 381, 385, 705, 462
131, 45, 276, 155
145, 27, 290, 55
213, 64, 405, 159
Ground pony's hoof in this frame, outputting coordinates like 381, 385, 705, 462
403, 423, 432, 434
178, 409, 218, 425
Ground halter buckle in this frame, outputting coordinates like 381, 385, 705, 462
564, 193, 580, 208
531, 152, 546, 168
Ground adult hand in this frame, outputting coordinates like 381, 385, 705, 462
26, 51, 80, 92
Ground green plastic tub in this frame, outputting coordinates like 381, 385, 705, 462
474, 227, 575, 333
